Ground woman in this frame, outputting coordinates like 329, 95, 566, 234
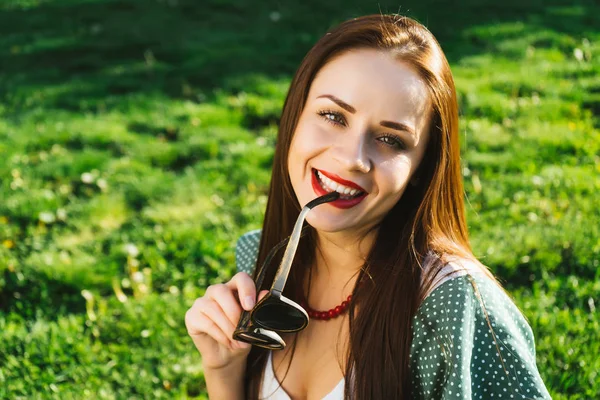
185, 14, 551, 399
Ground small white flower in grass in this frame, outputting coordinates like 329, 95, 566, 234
574, 48, 584, 62
270, 11, 281, 22
39, 211, 56, 224
138, 283, 149, 294
97, 178, 108, 191
124, 243, 139, 257
81, 172, 94, 184
56, 208, 67, 221
527, 212, 538, 222
141, 329, 151, 338
51, 144, 64, 154
10, 178, 24, 190
531, 176, 543, 186
132, 271, 144, 283
59, 184, 71, 195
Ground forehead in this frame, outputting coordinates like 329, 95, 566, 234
308, 49, 431, 122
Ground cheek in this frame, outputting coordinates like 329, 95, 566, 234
378, 159, 413, 194
289, 121, 331, 161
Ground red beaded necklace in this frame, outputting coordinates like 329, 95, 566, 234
300, 294, 352, 321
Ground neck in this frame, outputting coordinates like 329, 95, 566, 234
315, 229, 374, 277
303, 227, 377, 308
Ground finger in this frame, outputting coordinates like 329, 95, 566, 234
205, 284, 244, 328
225, 272, 257, 311
200, 299, 238, 341
257, 290, 269, 302
186, 308, 232, 349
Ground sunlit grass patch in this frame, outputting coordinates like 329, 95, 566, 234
1, 0, 599, 397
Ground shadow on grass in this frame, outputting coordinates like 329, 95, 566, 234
1, 268, 87, 320
1, 0, 598, 116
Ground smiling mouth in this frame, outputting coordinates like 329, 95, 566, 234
313, 169, 366, 200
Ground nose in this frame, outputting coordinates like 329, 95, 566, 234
331, 132, 372, 174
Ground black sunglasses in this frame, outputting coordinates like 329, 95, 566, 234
232, 192, 340, 350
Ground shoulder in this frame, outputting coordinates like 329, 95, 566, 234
413, 271, 535, 351
410, 261, 551, 399
235, 229, 262, 275
419, 253, 481, 299
415, 264, 535, 352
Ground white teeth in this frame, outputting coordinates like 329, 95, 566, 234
316, 170, 363, 198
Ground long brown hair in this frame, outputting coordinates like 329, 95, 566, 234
244, 14, 502, 399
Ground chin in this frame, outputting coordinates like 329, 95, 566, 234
305, 211, 338, 231
304, 210, 357, 234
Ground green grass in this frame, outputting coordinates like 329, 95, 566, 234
1, 0, 599, 398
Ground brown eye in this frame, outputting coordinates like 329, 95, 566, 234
317, 110, 346, 126
379, 134, 406, 151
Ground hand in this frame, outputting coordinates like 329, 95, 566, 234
185, 272, 267, 371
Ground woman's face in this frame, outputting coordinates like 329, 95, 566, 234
287, 48, 432, 235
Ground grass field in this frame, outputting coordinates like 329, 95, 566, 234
0, 0, 599, 398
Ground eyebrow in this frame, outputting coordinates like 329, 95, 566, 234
316, 94, 416, 137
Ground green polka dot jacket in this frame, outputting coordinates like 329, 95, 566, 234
236, 230, 552, 399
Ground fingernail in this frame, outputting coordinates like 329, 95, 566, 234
243, 296, 255, 310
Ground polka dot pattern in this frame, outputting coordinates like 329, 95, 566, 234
410, 275, 551, 399
235, 229, 261, 276
235, 230, 551, 399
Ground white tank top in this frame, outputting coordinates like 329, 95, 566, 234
260, 351, 345, 399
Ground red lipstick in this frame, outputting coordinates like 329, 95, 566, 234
318, 169, 366, 192
311, 169, 367, 209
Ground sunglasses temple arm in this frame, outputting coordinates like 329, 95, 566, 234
270, 206, 311, 294
270, 192, 340, 294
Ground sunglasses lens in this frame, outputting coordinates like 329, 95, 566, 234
233, 328, 285, 350
252, 301, 307, 331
